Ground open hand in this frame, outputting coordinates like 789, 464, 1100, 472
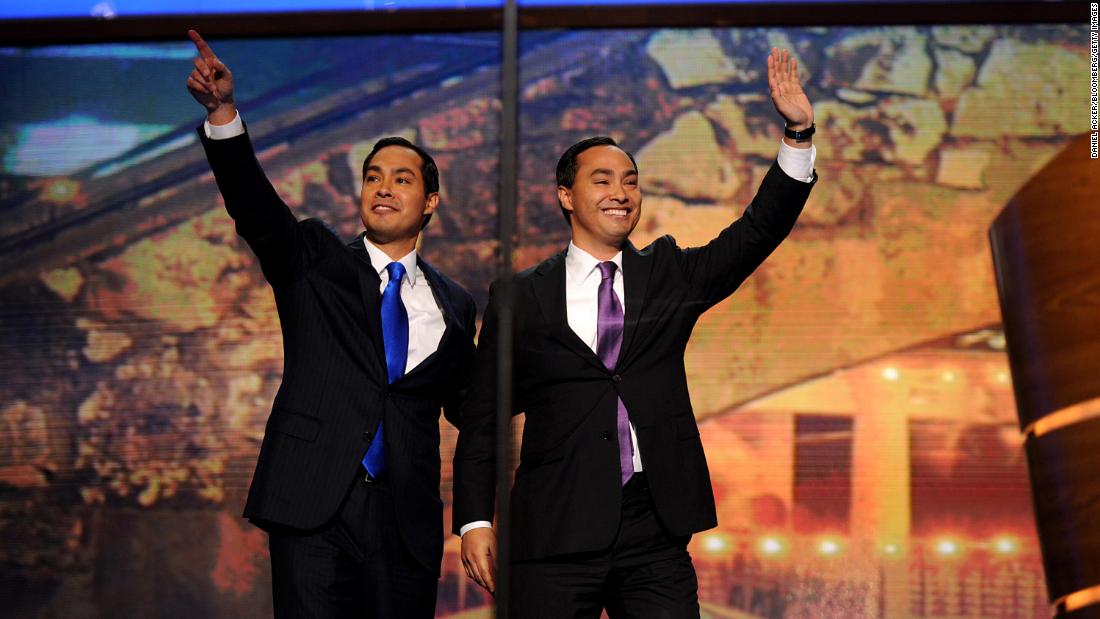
767, 47, 813, 131
461, 527, 497, 594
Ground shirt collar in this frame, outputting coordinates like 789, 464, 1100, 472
565, 241, 622, 288
363, 237, 418, 286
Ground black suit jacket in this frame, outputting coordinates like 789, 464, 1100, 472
453, 161, 815, 561
200, 129, 477, 575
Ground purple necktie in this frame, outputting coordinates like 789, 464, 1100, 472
596, 261, 634, 486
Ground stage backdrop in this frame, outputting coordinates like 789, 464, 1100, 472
0, 23, 1088, 618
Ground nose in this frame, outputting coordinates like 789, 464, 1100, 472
610, 183, 629, 204
375, 180, 393, 198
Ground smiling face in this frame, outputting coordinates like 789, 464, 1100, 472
359, 144, 438, 258
557, 144, 641, 259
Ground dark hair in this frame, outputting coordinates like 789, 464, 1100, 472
555, 136, 638, 223
362, 136, 439, 230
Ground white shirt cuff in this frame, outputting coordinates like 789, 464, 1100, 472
776, 139, 816, 183
203, 111, 245, 140
460, 521, 493, 536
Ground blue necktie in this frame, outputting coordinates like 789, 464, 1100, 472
362, 261, 408, 479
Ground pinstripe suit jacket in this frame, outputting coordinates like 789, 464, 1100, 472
200, 129, 477, 575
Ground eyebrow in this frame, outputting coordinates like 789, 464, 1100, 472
366, 164, 418, 176
589, 168, 637, 177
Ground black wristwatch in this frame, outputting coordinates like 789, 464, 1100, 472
783, 123, 815, 142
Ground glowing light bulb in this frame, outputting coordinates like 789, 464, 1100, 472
701, 533, 729, 555
818, 538, 841, 557
759, 536, 784, 556
993, 536, 1018, 555
935, 539, 959, 556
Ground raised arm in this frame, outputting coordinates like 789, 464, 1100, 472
187, 29, 303, 285
677, 48, 817, 308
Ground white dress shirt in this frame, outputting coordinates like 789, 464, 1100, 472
203, 110, 245, 139
777, 139, 816, 182
205, 112, 445, 374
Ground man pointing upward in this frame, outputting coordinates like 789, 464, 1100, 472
187, 30, 477, 618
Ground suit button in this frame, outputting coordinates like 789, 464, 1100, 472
362, 431, 372, 441
612, 374, 622, 383
601, 431, 611, 441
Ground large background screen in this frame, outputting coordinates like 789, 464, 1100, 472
2, 0, 1061, 20
0, 21, 1088, 617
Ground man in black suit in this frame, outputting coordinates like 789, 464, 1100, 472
453, 48, 817, 617
186, 31, 477, 617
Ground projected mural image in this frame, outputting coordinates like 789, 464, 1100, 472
0, 23, 1088, 618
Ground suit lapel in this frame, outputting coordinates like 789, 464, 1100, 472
620, 240, 653, 367
347, 234, 388, 371
532, 250, 605, 372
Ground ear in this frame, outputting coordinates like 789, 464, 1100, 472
557, 186, 574, 214
424, 192, 440, 215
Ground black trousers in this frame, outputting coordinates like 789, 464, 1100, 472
510, 473, 700, 619
266, 473, 437, 618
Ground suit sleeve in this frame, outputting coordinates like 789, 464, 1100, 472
675, 160, 816, 310
451, 280, 503, 534
197, 127, 305, 286
442, 290, 479, 429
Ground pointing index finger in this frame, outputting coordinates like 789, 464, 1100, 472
187, 29, 216, 60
